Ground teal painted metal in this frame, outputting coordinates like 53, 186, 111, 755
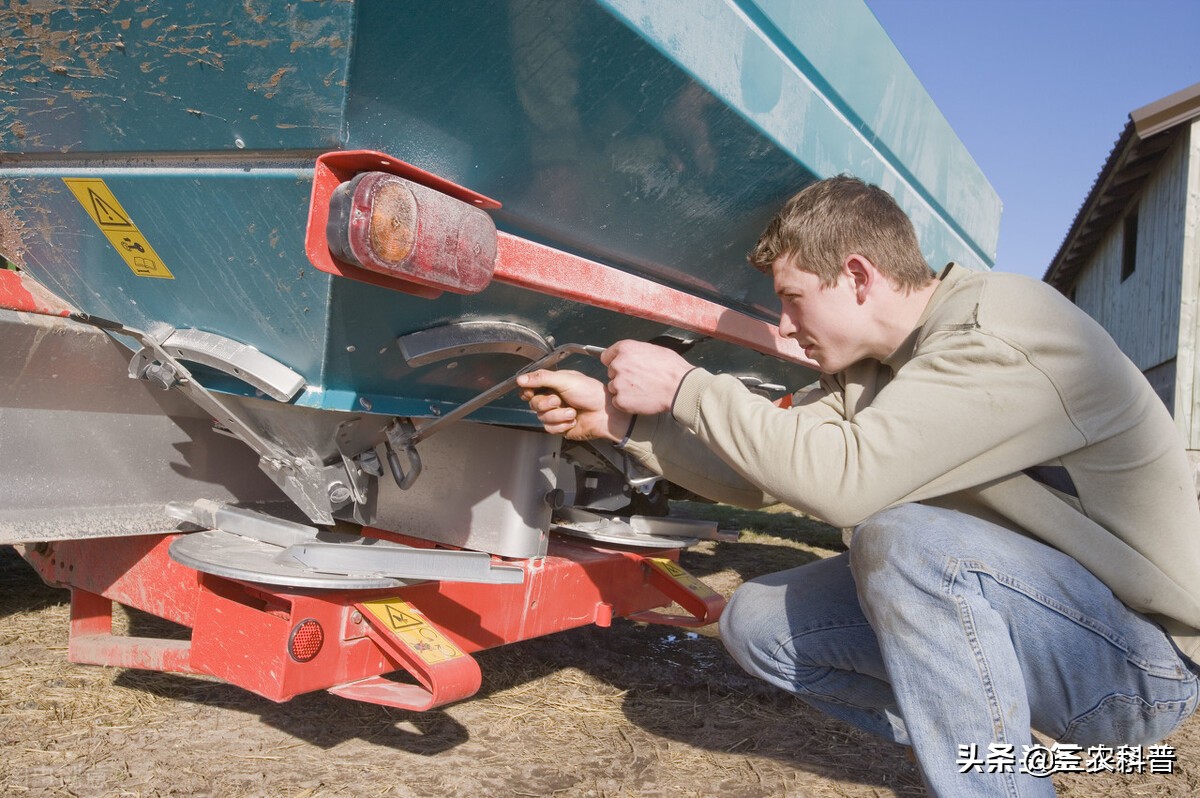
0, 0, 999, 420
0, 3, 352, 152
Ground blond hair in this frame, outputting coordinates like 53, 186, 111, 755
749, 175, 933, 291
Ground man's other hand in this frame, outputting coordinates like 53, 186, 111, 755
602, 340, 695, 416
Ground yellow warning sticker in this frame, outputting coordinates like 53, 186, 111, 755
62, 178, 174, 279
647, 557, 720, 599
360, 599, 463, 664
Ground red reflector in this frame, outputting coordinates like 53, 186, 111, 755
288, 618, 324, 663
326, 171, 497, 294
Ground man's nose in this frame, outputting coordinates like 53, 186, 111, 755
777, 311, 796, 339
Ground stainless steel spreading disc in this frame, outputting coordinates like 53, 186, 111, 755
170, 529, 407, 590
552, 507, 711, 549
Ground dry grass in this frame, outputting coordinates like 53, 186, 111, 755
1, 504, 1197, 797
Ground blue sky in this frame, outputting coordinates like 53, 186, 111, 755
865, 0, 1200, 279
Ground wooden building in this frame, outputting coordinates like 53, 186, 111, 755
1045, 82, 1200, 453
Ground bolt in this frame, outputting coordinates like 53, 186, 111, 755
544, 489, 566, 509
142, 363, 178, 391
351, 610, 363, 624
328, 482, 352, 506
358, 397, 373, 411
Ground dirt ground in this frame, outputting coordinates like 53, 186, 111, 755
2, 504, 1197, 798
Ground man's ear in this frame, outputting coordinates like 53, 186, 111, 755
843, 254, 875, 304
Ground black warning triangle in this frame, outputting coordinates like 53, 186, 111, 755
385, 605, 420, 630
87, 188, 133, 228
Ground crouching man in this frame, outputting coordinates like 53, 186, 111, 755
518, 176, 1200, 797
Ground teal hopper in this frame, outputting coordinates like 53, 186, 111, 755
0, 0, 999, 635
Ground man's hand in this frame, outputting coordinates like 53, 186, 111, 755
601, 340, 695, 416
517, 369, 631, 442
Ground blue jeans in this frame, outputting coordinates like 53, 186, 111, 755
720, 504, 1199, 797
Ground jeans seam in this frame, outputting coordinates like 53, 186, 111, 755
943, 556, 1022, 798
769, 620, 875, 680
772, 622, 879, 708
1061, 692, 1195, 743
942, 559, 1015, 736
958, 559, 1188, 679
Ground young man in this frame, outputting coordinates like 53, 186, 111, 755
517, 176, 1200, 796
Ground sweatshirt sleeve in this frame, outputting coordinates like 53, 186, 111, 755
619, 375, 847, 509
619, 412, 776, 508
670, 328, 1088, 528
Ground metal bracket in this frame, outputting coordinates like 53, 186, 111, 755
387, 322, 605, 489
398, 320, 553, 367
72, 312, 296, 465
258, 458, 356, 524
736, 375, 789, 398
129, 327, 305, 402
331, 598, 483, 711
588, 440, 661, 494
70, 312, 383, 525
627, 556, 727, 628
552, 506, 709, 549
289, 542, 523, 584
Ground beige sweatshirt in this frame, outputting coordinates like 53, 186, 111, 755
624, 264, 1200, 659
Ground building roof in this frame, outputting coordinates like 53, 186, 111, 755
1044, 81, 1200, 291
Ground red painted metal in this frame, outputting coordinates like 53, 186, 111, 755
626, 556, 726, 628
69, 587, 197, 674
329, 598, 483, 711
303, 151, 812, 366
305, 150, 501, 299
493, 233, 810, 366
21, 531, 726, 710
0, 269, 76, 316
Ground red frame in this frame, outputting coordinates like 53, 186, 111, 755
0, 269, 75, 316
24, 532, 724, 711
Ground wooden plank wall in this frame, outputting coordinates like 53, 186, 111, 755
1073, 131, 1190, 374
1073, 123, 1199, 444
1176, 121, 1200, 446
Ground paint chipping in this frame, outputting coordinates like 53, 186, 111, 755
247, 66, 294, 99
0, 182, 67, 276
0, 183, 30, 264
242, 0, 268, 25
224, 33, 273, 48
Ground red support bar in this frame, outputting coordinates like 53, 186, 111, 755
0, 269, 75, 316
493, 233, 809, 365
68, 587, 197, 674
329, 598, 482, 711
626, 556, 727, 628
302, 150, 814, 368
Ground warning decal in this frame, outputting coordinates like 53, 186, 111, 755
647, 557, 720, 599
360, 599, 463, 664
62, 178, 174, 279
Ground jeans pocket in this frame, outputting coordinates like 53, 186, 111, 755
1062, 690, 1198, 747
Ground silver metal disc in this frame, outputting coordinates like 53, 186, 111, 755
170, 529, 406, 590
552, 508, 700, 549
